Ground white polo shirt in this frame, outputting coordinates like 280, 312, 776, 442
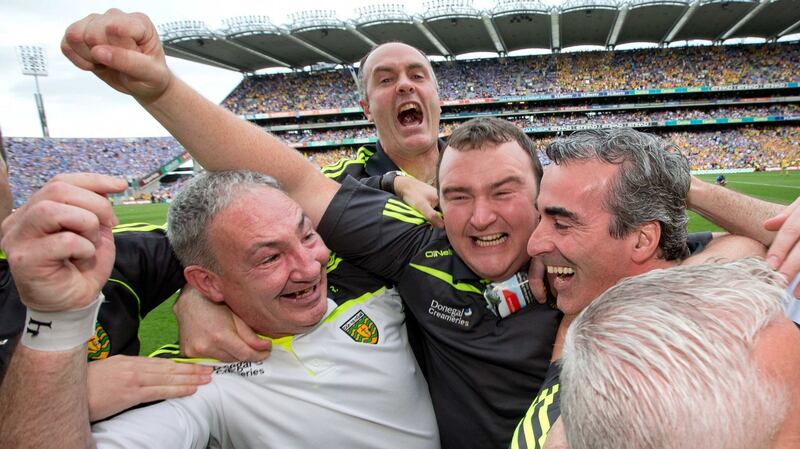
93, 288, 439, 449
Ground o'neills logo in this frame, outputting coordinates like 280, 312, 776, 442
428, 299, 472, 328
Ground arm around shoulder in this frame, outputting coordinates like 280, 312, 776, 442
687, 176, 781, 246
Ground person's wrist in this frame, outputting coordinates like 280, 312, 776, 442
21, 293, 104, 352
380, 170, 405, 195
136, 68, 177, 108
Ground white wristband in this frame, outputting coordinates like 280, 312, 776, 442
20, 293, 104, 352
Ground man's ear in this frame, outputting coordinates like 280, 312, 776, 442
183, 266, 225, 304
359, 99, 373, 122
631, 221, 661, 263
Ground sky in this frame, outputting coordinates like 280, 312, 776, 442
0, 0, 505, 138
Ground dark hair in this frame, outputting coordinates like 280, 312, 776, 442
437, 117, 543, 187
545, 128, 690, 260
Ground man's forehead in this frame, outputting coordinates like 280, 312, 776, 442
440, 150, 540, 203
215, 196, 305, 248
364, 43, 430, 73
216, 187, 298, 225
545, 161, 615, 192
440, 141, 529, 172
538, 165, 609, 210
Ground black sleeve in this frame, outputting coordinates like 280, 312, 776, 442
0, 264, 24, 383
318, 176, 440, 282
357, 174, 383, 190
111, 227, 186, 318
686, 231, 714, 256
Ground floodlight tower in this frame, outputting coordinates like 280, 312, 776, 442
16, 45, 50, 137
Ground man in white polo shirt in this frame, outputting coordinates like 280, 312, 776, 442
0, 170, 438, 449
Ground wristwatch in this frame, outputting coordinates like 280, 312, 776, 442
380, 170, 406, 195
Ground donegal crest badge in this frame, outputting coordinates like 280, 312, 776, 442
340, 310, 379, 344
87, 322, 111, 360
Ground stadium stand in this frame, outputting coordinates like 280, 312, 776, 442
269, 103, 800, 144
222, 43, 800, 115
667, 126, 800, 171
5, 137, 185, 207
5, 42, 800, 207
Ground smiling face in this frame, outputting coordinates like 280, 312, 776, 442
203, 188, 330, 338
439, 140, 539, 281
359, 43, 441, 160
528, 160, 643, 316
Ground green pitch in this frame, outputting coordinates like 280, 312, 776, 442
691, 171, 800, 233
118, 172, 800, 356
113, 202, 169, 226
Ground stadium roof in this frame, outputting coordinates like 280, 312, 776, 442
159, 0, 800, 72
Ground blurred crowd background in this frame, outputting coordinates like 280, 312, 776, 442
5, 42, 799, 207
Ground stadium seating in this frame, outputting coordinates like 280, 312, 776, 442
270, 104, 800, 144
5, 43, 799, 207
6, 137, 185, 207
223, 43, 800, 115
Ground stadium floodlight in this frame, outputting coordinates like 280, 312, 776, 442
16, 45, 49, 137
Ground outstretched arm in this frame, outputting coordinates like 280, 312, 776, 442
688, 176, 781, 246
688, 176, 800, 286
0, 173, 126, 449
62, 9, 338, 224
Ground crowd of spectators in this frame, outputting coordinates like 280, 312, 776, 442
304, 147, 357, 168
263, 93, 794, 130
506, 103, 799, 128
149, 176, 193, 203
222, 43, 800, 115
5, 123, 797, 207
272, 103, 799, 144
297, 125, 799, 173
5, 137, 185, 207
666, 126, 800, 171
6, 42, 798, 207
280, 127, 375, 144
222, 70, 357, 113
529, 126, 800, 171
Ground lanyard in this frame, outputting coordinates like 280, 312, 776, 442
782, 273, 800, 326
